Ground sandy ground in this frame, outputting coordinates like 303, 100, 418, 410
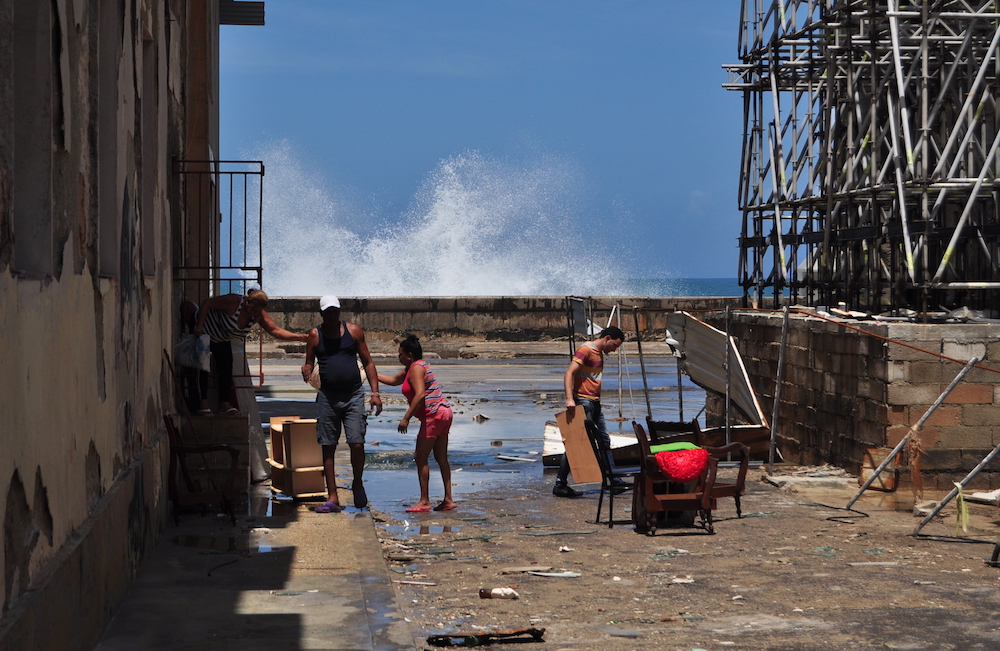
371, 472, 1000, 650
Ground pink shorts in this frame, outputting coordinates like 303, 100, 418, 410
417, 405, 453, 440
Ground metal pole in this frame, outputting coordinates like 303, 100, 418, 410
677, 362, 684, 422
845, 357, 979, 511
768, 306, 790, 474
614, 305, 623, 422
725, 306, 732, 446
913, 439, 1000, 536
632, 308, 652, 421
566, 297, 575, 358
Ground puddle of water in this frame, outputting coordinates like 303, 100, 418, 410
381, 524, 461, 535
255, 355, 693, 513
172, 535, 291, 554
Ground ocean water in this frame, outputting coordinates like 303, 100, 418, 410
619, 277, 741, 298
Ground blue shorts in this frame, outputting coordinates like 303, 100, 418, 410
316, 386, 367, 446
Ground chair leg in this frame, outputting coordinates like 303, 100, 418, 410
735, 495, 743, 518
701, 510, 715, 535
607, 488, 614, 529
594, 483, 605, 525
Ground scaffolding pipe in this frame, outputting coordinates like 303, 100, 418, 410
846, 357, 980, 512
632, 308, 653, 421
768, 305, 790, 475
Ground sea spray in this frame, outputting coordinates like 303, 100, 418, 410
250, 141, 633, 296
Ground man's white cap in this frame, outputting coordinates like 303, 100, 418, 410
319, 295, 341, 311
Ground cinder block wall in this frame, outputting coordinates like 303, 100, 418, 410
705, 313, 1000, 490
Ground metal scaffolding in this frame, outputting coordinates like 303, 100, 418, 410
725, 1, 1000, 314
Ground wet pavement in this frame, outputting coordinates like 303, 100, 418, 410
96, 347, 1000, 650
96, 348, 683, 650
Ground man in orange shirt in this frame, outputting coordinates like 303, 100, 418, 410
553, 326, 625, 497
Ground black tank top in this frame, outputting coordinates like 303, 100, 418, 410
315, 321, 362, 398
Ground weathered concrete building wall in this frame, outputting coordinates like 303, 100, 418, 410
0, 1, 219, 648
709, 313, 1000, 491
263, 296, 742, 344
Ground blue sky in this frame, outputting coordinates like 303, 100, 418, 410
220, 1, 745, 294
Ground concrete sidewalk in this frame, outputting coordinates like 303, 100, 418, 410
96, 466, 415, 650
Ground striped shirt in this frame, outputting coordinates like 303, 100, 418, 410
201, 297, 255, 343
402, 360, 450, 418
570, 342, 603, 400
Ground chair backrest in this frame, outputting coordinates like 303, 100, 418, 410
584, 419, 615, 477
645, 417, 704, 447
631, 421, 656, 475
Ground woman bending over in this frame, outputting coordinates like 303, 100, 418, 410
378, 335, 456, 512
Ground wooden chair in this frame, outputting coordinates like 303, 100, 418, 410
632, 421, 749, 535
584, 420, 640, 528
164, 414, 241, 525
646, 418, 750, 519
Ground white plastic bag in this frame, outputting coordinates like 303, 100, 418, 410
307, 361, 322, 390
174, 334, 211, 372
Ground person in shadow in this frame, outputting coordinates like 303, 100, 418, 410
300, 295, 382, 513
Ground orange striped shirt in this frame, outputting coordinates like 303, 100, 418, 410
570, 342, 604, 400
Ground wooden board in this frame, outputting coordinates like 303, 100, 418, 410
555, 406, 601, 484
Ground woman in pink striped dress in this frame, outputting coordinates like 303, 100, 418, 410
378, 335, 456, 512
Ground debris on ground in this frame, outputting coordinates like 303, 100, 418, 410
426, 627, 544, 647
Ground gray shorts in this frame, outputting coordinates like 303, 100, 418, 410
316, 386, 367, 446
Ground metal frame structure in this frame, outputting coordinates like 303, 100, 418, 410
174, 159, 265, 298
725, 1, 1000, 313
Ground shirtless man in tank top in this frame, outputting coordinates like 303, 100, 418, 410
301, 295, 382, 512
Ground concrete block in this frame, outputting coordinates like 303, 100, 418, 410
840, 354, 861, 377
787, 327, 810, 349
857, 378, 887, 401
886, 425, 910, 447
867, 358, 889, 382
887, 405, 908, 427
962, 366, 1000, 384
907, 361, 945, 384
919, 448, 963, 471
961, 449, 1000, 472
926, 472, 968, 491
961, 405, 1000, 427
887, 340, 941, 362
936, 426, 993, 449
942, 341, 987, 361
887, 383, 944, 406
944, 384, 994, 405
923, 404, 961, 427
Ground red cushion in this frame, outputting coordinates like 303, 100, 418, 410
654, 448, 709, 482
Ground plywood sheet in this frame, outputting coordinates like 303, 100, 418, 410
556, 406, 601, 484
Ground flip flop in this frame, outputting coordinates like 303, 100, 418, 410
315, 501, 342, 514
433, 503, 458, 511
405, 505, 432, 513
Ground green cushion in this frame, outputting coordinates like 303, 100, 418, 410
649, 441, 700, 453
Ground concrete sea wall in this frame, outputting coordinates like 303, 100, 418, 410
261, 296, 742, 344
